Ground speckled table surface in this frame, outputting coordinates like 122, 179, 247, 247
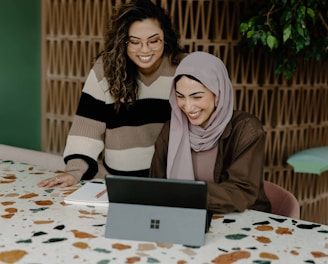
0, 159, 327, 264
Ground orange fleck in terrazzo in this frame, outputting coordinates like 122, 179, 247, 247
259, 252, 279, 260
3, 174, 16, 180
275, 227, 293, 235
34, 220, 54, 224
212, 250, 251, 263
4, 208, 17, 213
126, 257, 141, 263
78, 210, 92, 215
112, 243, 132, 250
255, 225, 274, 231
1, 201, 15, 206
156, 243, 173, 249
180, 248, 197, 256
78, 209, 102, 215
212, 215, 224, 220
290, 250, 299, 255
72, 242, 89, 249
1, 213, 15, 219
71, 229, 97, 238
35, 200, 53, 206
137, 243, 156, 251
90, 211, 102, 215
0, 180, 15, 184
0, 250, 27, 263
5, 193, 19, 197
19, 193, 38, 199
311, 251, 328, 258
62, 188, 79, 195
255, 236, 271, 243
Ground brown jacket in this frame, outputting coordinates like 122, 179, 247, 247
149, 110, 271, 214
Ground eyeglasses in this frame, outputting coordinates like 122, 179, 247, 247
126, 38, 163, 51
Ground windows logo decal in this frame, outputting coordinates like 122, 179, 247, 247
150, 219, 160, 229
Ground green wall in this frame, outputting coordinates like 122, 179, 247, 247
0, 0, 41, 150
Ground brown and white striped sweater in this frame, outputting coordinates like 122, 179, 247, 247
63, 56, 177, 181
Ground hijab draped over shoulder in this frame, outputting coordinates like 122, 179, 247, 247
167, 51, 234, 180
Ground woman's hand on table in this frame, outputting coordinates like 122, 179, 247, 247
37, 173, 79, 188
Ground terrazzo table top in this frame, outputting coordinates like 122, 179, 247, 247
0, 159, 327, 264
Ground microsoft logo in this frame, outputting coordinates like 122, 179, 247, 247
150, 219, 160, 229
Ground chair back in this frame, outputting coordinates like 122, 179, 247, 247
263, 181, 300, 219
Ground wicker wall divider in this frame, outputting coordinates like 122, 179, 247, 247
42, 0, 328, 224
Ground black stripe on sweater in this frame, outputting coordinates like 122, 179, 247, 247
104, 162, 149, 177
64, 154, 98, 180
76, 93, 171, 129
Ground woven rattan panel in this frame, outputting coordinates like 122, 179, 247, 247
42, 0, 328, 223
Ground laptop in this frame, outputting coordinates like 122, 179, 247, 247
104, 175, 209, 247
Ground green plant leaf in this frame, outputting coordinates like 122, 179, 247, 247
259, 31, 267, 46
267, 35, 278, 50
296, 40, 305, 53
307, 8, 315, 19
240, 22, 249, 34
285, 11, 292, 21
297, 26, 305, 37
283, 25, 292, 43
247, 30, 254, 39
251, 31, 261, 45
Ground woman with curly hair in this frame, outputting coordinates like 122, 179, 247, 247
38, 0, 186, 188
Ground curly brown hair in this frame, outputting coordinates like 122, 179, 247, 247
100, 0, 185, 111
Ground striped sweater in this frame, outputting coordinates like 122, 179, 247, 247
63, 56, 177, 181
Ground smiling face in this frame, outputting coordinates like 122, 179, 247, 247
126, 18, 165, 75
175, 76, 216, 128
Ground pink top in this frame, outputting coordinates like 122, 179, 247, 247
192, 145, 217, 182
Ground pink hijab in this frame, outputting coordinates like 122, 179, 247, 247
167, 52, 234, 180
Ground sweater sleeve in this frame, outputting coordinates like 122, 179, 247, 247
64, 158, 90, 182
63, 60, 107, 180
207, 115, 270, 213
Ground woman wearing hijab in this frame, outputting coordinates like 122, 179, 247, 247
149, 51, 271, 214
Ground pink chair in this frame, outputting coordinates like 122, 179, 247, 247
263, 181, 300, 219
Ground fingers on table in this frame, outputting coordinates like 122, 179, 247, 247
42, 176, 62, 187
